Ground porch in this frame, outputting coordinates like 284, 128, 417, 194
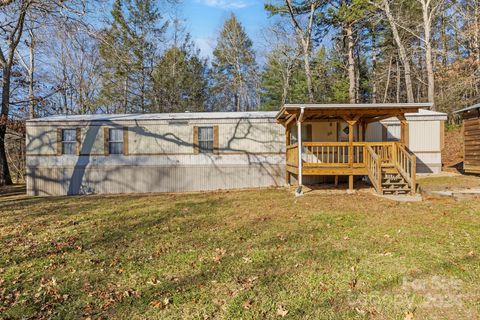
276, 103, 433, 195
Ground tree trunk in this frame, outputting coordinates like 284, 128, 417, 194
302, 45, 314, 103
281, 62, 293, 106
474, 3, 480, 81
123, 75, 128, 114
28, 31, 35, 119
62, 62, 68, 115
0, 66, 13, 186
396, 58, 401, 103
422, 0, 435, 108
440, 4, 448, 67
382, 0, 415, 103
285, 0, 315, 103
346, 24, 356, 104
383, 56, 393, 103
235, 93, 240, 112
371, 27, 378, 104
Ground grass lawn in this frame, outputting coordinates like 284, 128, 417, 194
418, 174, 480, 192
1, 179, 480, 319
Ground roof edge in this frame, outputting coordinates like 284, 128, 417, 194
27, 111, 279, 123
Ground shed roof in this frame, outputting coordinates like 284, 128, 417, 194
454, 103, 480, 114
276, 103, 434, 123
27, 111, 278, 123
280, 103, 432, 111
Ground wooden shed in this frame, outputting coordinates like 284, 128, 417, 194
455, 104, 480, 174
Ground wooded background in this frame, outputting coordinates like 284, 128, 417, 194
1, 0, 479, 185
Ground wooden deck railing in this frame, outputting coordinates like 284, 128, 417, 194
393, 143, 417, 193
302, 142, 364, 167
286, 141, 417, 193
286, 144, 299, 168
365, 145, 382, 193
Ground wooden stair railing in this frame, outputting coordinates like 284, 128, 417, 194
365, 145, 382, 194
393, 143, 417, 194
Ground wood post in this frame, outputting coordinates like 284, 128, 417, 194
297, 119, 303, 187
285, 124, 291, 186
411, 154, 417, 194
346, 118, 358, 193
398, 114, 409, 147
361, 122, 368, 142
297, 108, 305, 193
348, 120, 355, 167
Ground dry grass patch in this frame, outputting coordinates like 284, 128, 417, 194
418, 174, 480, 192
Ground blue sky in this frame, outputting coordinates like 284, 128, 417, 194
181, 0, 270, 58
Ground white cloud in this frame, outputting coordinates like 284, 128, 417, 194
196, 0, 250, 10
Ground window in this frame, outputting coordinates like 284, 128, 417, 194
198, 127, 214, 153
62, 129, 77, 155
109, 128, 124, 154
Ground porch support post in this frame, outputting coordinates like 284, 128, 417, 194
285, 123, 291, 186
346, 118, 358, 193
361, 121, 367, 142
398, 114, 409, 147
296, 108, 305, 195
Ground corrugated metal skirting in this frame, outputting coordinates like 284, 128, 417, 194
26, 164, 285, 196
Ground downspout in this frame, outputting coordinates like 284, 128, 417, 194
296, 107, 305, 196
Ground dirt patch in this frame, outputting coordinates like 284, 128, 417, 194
443, 127, 463, 171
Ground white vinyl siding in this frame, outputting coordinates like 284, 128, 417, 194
386, 124, 401, 141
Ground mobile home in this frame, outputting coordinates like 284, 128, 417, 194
26, 104, 446, 196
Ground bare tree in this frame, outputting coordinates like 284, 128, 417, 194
372, 0, 415, 103
0, 0, 87, 186
15, 21, 37, 119
418, 0, 444, 108
0, 0, 31, 185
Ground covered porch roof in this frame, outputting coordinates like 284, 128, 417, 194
276, 103, 433, 124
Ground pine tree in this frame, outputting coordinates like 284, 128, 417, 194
98, 0, 132, 113
210, 14, 258, 112
152, 36, 208, 112
98, 0, 166, 113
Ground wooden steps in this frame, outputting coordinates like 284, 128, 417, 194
381, 171, 411, 195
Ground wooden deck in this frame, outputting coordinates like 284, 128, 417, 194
286, 142, 417, 194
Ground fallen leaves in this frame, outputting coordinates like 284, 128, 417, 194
243, 299, 253, 310
150, 297, 172, 310
277, 305, 289, 317
404, 311, 414, 320
242, 257, 252, 263
213, 248, 226, 263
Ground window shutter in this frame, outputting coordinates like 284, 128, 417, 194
76, 128, 82, 155
123, 127, 129, 155
104, 127, 110, 156
193, 126, 199, 154
56, 128, 62, 156
213, 126, 219, 154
